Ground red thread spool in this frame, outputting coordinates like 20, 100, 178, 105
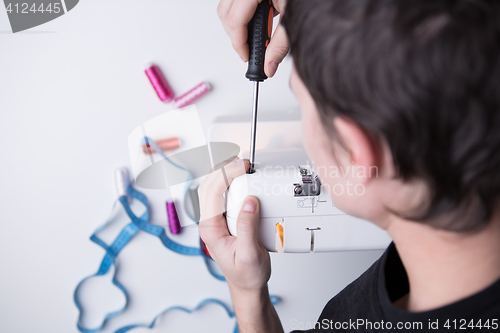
145, 64, 174, 103
142, 137, 180, 155
200, 239, 211, 258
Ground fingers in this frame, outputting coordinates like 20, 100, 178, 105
217, 0, 233, 19
264, 23, 290, 77
272, 0, 287, 13
218, 0, 289, 77
198, 157, 250, 253
211, 155, 237, 172
220, 0, 260, 62
199, 215, 231, 253
199, 157, 250, 220
235, 196, 261, 253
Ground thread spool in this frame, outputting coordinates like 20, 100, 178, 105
142, 137, 181, 155
174, 82, 212, 108
115, 168, 129, 198
145, 64, 174, 102
166, 201, 182, 235
200, 238, 211, 258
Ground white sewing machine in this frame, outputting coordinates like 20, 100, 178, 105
209, 113, 392, 253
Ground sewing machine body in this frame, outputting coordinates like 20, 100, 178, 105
226, 149, 392, 253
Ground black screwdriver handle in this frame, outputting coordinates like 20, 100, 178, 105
245, 0, 274, 82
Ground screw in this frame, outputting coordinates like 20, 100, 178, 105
294, 185, 303, 195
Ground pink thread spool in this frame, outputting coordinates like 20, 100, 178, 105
174, 82, 212, 108
145, 64, 174, 102
166, 201, 182, 235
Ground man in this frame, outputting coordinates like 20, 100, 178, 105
198, 0, 500, 331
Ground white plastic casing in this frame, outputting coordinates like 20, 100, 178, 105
226, 149, 392, 253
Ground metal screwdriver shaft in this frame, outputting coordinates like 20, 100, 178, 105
246, 0, 273, 174
249, 81, 260, 173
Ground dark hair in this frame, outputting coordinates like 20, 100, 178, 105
282, 0, 500, 231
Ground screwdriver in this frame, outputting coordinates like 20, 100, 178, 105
246, 0, 274, 174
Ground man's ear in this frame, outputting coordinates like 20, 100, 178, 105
333, 117, 378, 183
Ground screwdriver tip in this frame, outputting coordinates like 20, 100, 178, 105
248, 163, 256, 174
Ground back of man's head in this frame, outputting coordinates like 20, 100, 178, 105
282, 0, 500, 231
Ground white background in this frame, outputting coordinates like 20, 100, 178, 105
0, 1, 384, 332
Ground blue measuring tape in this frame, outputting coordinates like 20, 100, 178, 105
115, 295, 281, 333
73, 200, 145, 333
74, 137, 280, 332
142, 136, 199, 223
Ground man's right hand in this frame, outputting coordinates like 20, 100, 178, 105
217, 0, 289, 78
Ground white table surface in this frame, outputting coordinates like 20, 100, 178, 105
0, 1, 384, 332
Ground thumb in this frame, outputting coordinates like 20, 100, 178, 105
264, 24, 290, 78
235, 196, 260, 249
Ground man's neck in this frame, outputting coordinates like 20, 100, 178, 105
386, 213, 500, 312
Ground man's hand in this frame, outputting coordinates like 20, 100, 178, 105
198, 157, 270, 291
217, 0, 289, 77
198, 157, 283, 333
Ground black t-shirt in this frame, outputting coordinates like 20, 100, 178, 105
292, 243, 500, 332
